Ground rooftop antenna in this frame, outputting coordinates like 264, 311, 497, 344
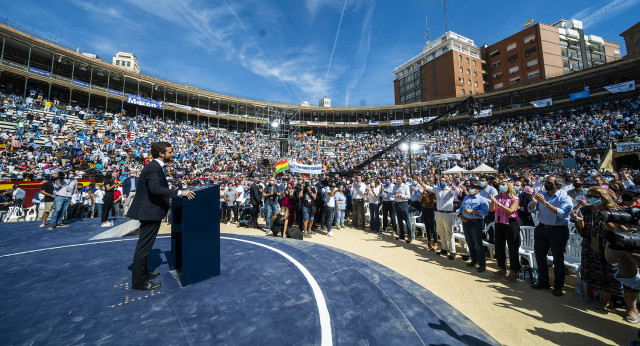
425, 15, 430, 44
442, 0, 448, 33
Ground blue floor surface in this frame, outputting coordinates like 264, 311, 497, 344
0, 221, 498, 345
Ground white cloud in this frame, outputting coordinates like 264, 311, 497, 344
572, 0, 640, 28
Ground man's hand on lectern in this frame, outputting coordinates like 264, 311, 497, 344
181, 190, 196, 200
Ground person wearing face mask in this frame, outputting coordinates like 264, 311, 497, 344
488, 181, 521, 282
458, 180, 490, 272
479, 176, 498, 233
0, 189, 12, 222
270, 206, 289, 238
351, 176, 367, 229
263, 178, 280, 235
419, 179, 437, 251
379, 178, 397, 235
392, 175, 413, 243
47, 171, 77, 230
334, 184, 347, 229
39, 172, 57, 227
417, 175, 458, 258
366, 179, 381, 233
572, 187, 637, 321
528, 175, 574, 296
515, 180, 534, 227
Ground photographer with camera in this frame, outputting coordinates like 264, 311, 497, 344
572, 186, 627, 312
299, 180, 317, 238
47, 170, 77, 230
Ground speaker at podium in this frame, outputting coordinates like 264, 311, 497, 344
169, 185, 221, 287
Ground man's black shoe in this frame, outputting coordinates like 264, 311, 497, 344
447, 254, 456, 260
132, 280, 162, 291
438, 250, 448, 256
57, 223, 69, 228
467, 261, 477, 267
145, 272, 161, 280
477, 265, 486, 273
531, 282, 551, 290
395, 236, 405, 241
406, 238, 412, 243
552, 288, 563, 296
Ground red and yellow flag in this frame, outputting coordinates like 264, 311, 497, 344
524, 18, 534, 27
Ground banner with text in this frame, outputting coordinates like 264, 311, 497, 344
424, 116, 436, 122
29, 67, 51, 78
569, 89, 590, 101
530, 98, 552, 107
409, 118, 423, 125
604, 80, 635, 94
288, 161, 323, 175
476, 109, 492, 118
72, 79, 90, 88
390, 120, 404, 126
108, 89, 123, 96
307, 121, 327, 126
127, 94, 164, 109
368, 121, 379, 126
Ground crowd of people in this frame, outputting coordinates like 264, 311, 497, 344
1, 87, 640, 325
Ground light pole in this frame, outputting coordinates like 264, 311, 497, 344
401, 142, 421, 176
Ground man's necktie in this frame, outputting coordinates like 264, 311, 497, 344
162, 166, 167, 177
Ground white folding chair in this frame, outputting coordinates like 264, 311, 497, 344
519, 226, 537, 269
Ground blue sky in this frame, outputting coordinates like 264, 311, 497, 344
2, 0, 639, 107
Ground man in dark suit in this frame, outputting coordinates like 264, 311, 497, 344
127, 142, 195, 291
122, 168, 138, 216
249, 177, 263, 229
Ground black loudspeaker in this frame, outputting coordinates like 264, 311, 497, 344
262, 159, 270, 166
614, 154, 640, 170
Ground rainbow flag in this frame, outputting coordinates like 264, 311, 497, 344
524, 18, 534, 27
275, 160, 289, 176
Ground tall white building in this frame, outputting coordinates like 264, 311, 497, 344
112, 52, 140, 73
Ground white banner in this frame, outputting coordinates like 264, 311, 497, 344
334, 122, 359, 125
390, 120, 404, 126
476, 109, 492, 118
604, 80, 635, 94
424, 116, 436, 122
530, 98, 552, 108
431, 153, 462, 160
307, 121, 328, 126
409, 118, 423, 125
290, 120, 301, 125
288, 161, 323, 175
194, 108, 217, 115
167, 102, 192, 111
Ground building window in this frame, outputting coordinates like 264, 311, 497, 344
459, 77, 464, 83
460, 67, 463, 72
472, 60, 476, 66
127, 61, 131, 67
527, 70, 540, 79
459, 54, 462, 61
614, 49, 620, 55
490, 50, 500, 57
469, 91, 473, 95
491, 61, 501, 68
466, 57, 470, 64
508, 54, 518, 62
509, 66, 519, 74
526, 59, 538, 67
115, 60, 120, 66
467, 68, 470, 75
493, 72, 503, 79
461, 89, 465, 95
474, 81, 478, 88
525, 47, 537, 56
468, 79, 471, 85
509, 76, 521, 85
524, 34, 536, 44
494, 83, 503, 90
473, 71, 477, 77
507, 42, 517, 51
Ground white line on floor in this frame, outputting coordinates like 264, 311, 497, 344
221, 236, 333, 346
0, 236, 171, 258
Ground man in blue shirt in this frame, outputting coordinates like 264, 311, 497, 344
528, 175, 573, 296
458, 180, 490, 272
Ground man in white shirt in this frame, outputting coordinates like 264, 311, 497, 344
366, 179, 381, 233
380, 179, 397, 234
392, 176, 413, 243
351, 176, 367, 228
321, 180, 337, 237
419, 175, 458, 259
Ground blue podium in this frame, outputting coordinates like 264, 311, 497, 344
170, 185, 221, 286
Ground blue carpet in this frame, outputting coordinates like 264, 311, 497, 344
0, 222, 498, 345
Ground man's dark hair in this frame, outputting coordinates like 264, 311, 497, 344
151, 142, 171, 158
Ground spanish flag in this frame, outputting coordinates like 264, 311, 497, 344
275, 160, 289, 176
524, 18, 534, 27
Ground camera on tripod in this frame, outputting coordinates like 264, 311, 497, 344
601, 207, 640, 251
